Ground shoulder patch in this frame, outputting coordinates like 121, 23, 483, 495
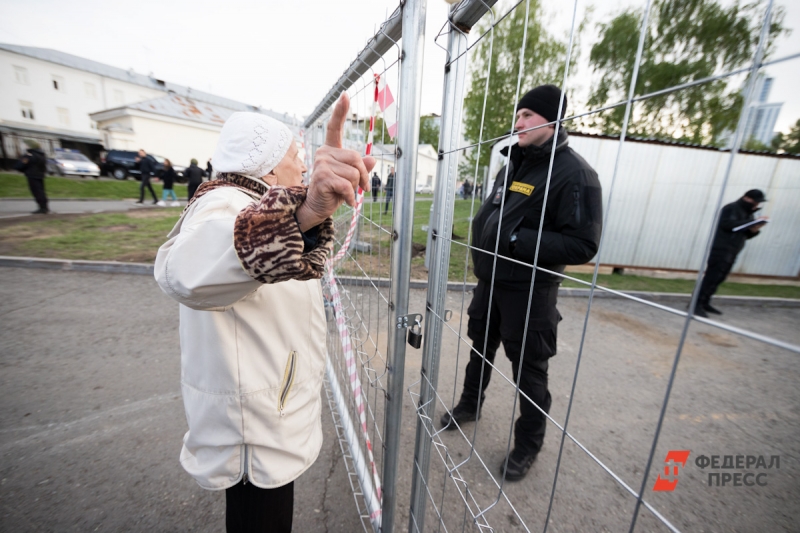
509, 181, 534, 196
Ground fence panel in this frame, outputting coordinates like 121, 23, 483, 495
407, 1, 799, 532
303, 3, 426, 532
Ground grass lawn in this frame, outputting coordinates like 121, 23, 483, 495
0, 172, 187, 200
0, 197, 797, 300
0, 209, 181, 263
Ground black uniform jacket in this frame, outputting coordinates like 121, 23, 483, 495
710, 198, 760, 261
471, 129, 603, 289
139, 155, 156, 178
16, 149, 47, 179
185, 163, 205, 184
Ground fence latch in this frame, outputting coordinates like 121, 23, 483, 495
397, 313, 423, 349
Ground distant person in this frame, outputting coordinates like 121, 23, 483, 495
15, 145, 49, 214
206, 158, 213, 179
135, 149, 158, 205
696, 189, 768, 317
158, 159, 179, 207
462, 179, 473, 199
476, 182, 483, 201
371, 172, 381, 202
185, 158, 205, 201
384, 165, 395, 214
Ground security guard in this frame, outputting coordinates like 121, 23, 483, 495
440, 85, 603, 481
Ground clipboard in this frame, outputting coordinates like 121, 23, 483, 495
733, 219, 768, 232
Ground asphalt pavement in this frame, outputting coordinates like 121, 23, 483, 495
1, 267, 798, 532
0, 199, 185, 218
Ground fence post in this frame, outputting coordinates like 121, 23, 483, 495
381, 1, 427, 532
407, 21, 469, 533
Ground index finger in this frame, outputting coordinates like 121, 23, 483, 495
325, 93, 350, 149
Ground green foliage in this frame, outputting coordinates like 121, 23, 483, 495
462, 0, 571, 168
586, 0, 787, 145
419, 116, 440, 147
771, 119, 800, 155
741, 137, 772, 152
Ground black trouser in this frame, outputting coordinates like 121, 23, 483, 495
384, 191, 393, 213
226, 480, 294, 533
461, 282, 558, 456
372, 190, 379, 202
188, 181, 201, 201
699, 253, 736, 306
26, 176, 48, 210
139, 175, 157, 202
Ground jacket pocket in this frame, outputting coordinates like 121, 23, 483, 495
278, 351, 298, 417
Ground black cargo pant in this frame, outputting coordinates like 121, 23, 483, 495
226, 479, 294, 533
26, 176, 48, 210
460, 281, 559, 457
139, 174, 157, 202
698, 252, 736, 307
188, 181, 201, 201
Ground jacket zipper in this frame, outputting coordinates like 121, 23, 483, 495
243, 445, 249, 485
279, 351, 298, 417
573, 187, 581, 225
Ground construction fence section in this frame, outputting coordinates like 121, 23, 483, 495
303, 1, 800, 532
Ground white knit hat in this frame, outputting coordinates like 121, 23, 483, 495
212, 112, 292, 179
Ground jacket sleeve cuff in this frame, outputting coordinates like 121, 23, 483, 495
233, 186, 335, 284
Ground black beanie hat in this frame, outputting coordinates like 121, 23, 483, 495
517, 85, 567, 123
744, 189, 767, 202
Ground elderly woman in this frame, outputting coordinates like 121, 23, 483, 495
155, 96, 373, 533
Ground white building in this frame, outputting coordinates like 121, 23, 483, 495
0, 43, 299, 167
742, 75, 782, 146
370, 143, 438, 191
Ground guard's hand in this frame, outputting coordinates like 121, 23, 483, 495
296, 94, 376, 232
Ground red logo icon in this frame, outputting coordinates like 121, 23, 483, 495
653, 450, 691, 491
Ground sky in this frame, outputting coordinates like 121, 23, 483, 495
0, 0, 797, 133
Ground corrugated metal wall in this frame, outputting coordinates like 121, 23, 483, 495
490, 135, 800, 277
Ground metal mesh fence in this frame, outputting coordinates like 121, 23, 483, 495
407, 0, 799, 532
304, 0, 799, 531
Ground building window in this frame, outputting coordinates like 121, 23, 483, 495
57, 107, 70, 126
14, 66, 29, 85
20, 101, 35, 120
85, 82, 97, 99
113, 89, 124, 105
52, 75, 65, 91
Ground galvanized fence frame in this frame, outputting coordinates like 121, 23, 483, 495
303, 2, 427, 532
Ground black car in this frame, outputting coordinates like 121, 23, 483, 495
101, 150, 186, 182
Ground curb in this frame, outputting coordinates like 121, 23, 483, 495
0, 256, 154, 276
1, 256, 798, 308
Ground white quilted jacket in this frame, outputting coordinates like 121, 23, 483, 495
154, 185, 327, 490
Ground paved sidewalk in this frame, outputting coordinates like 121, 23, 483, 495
0, 198, 186, 218
0, 267, 363, 532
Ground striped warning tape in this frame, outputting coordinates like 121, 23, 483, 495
323, 74, 383, 522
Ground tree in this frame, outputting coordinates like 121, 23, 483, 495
585, 0, 787, 145
462, 0, 575, 168
419, 116, 440, 147
771, 119, 800, 155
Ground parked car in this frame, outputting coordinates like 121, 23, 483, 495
47, 149, 100, 178
415, 183, 433, 194
101, 150, 186, 182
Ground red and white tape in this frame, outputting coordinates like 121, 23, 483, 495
324, 75, 383, 520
